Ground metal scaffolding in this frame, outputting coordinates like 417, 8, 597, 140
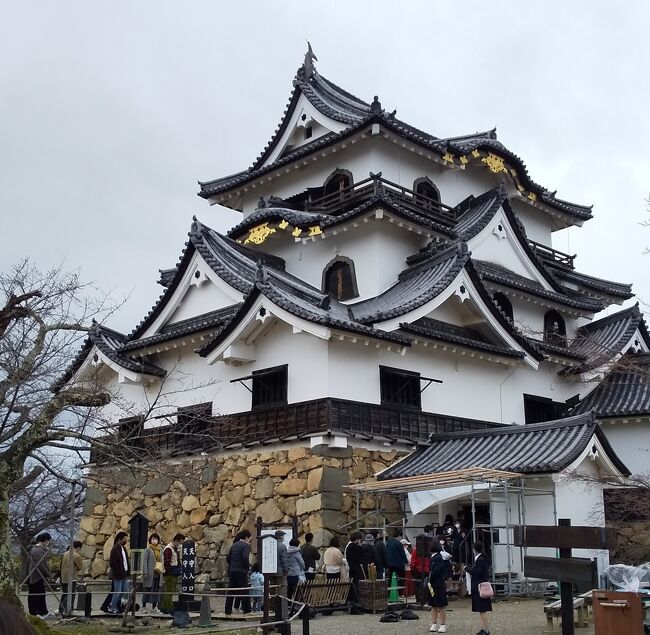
343, 467, 557, 597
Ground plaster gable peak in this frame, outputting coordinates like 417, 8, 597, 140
262, 95, 347, 168
625, 328, 650, 354
377, 270, 538, 369
559, 435, 626, 480
70, 344, 145, 387
204, 296, 331, 365
141, 251, 244, 339
468, 210, 554, 292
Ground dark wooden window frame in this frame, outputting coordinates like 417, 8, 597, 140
413, 176, 441, 209
323, 168, 353, 198
380, 365, 422, 411
322, 256, 359, 301
523, 393, 565, 424
252, 364, 288, 409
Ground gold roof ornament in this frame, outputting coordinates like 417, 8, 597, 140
308, 226, 322, 236
278, 219, 289, 229
292, 227, 302, 237
244, 222, 276, 245
482, 153, 507, 174
442, 152, 455, 164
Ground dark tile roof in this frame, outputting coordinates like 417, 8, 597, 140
560, 304, 650, 376
400, 317, 525, 359
120, 305, 241, 352
351, 242, 470, 324
227, 194, 458, 242
378, 412, 630, 478
197, 280, 412, 358
53, 323, 166, 392
523, 337, 586, 361
198, 64, 592, 223
540, 260, 634, 300
454, 186, 508, 240
473, 260, 604, 312
569, 353, 650, 418
158, 268, 177, 288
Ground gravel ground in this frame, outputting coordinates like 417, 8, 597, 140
305, 598, 595, 635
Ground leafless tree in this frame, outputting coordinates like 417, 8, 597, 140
0, 260, 228, 604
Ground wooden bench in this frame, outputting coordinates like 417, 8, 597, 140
543, 597, 588, 633
293, 579, 352, 613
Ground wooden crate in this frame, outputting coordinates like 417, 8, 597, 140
359, 579, 388, 613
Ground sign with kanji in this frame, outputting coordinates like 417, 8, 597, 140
260, 534, 278, 574
180, 540, 196, 596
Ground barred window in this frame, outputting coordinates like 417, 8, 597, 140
252, 365, 288, 409
380, 366, 421, 410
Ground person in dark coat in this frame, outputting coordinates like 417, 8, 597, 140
385, 529, 408, 590
108, 532, 130, 614
27, 533, 52, 617
225, 530, 252, 615
370, 530, 387, 578
344, 531, 363, 602
359, 534, 376, 578
463, 541, 492, 635
428, 542, 453, 633
300, 532, 320, 581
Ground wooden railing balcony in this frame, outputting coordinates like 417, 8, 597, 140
305, 173, 457, 225
528, 239, 576, 269
90, 398, 500, 463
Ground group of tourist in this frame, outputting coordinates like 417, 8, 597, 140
101, 531, 186, 615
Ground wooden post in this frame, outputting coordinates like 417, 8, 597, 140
558, 519, 574, 635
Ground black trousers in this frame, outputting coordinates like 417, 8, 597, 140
28, 579, 48, 616
59, 581, 77, 614
225, 570, 250, 614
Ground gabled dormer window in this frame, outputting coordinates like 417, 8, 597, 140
252, 365, 288, 409
323, 257, 358, 301
380, 366, 422, 410
544, 310, 566, 345
304, 124, 313, 140
494, 292, 513, 322
323, 169, 353, 200
413, 177, 440, 211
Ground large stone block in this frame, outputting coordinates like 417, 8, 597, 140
231, 471, 248, 486
247, 464, 265, 478
307, 466, 349, 493
309, 510, 348, 533
296, 492, 342, 516
84, 487, 108, 516
254, 477, 274, 499
295, 457, 323, 473
269, 463, 293, 477
279, 497, 297, 516
142, 476, 174, 497
80, 516, 101, 534
225, 486, 246, 507
177, 512, 191, 529
287, 447, 310, 462
310, 528, 334, 549
182, 495, 200, 512
204, 525, 231, 545
275, 478, 307, 496
190, 508, 207, 525
226, 507, 242, 526
255, 499, 283, 524
91, 558, 107, 578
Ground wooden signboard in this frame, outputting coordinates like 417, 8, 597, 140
514, 525, 616, 550
524, 555, 597, 588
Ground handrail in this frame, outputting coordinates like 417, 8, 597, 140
528, 239, 576, 269
305, 173, 457, 222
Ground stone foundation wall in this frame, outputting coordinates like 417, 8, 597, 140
78, 446, 404, 579
612, 522, 650, 564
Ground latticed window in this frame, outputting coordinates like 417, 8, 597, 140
494, 292, 513, 322
323, 170, 352, 200
252, 365, 288, 409
380, 366, 422, 410
323, 259, 357, 300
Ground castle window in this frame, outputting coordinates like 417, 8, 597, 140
544, 310, 566, 344
175, 402, 212, 450
494, 292, 513, 322
380, 366, 422, 410
304, 124, 313, 140
323, 169, 353, 200
323, 257, 358, 301
413, 177, 440, 210
523, 394, 565, 424
252, 365, 288, 409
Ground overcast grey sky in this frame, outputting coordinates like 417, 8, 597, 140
2, 1, 649, 333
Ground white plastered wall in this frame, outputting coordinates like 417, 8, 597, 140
599, 419, 650, 476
